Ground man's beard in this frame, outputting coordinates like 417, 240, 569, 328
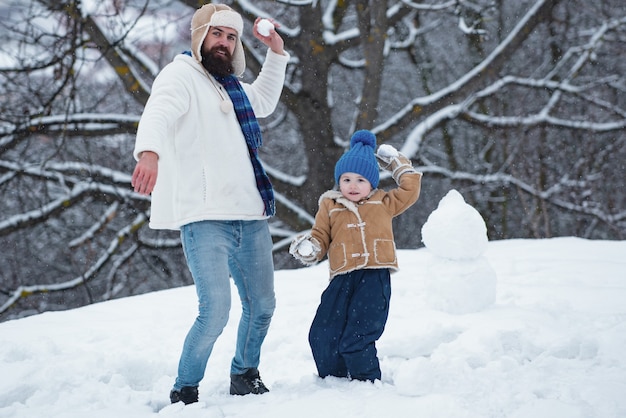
201, 46, 234, 77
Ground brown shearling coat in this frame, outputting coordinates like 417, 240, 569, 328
310, 171, 422, 279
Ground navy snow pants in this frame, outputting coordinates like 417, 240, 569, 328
308, 268, 391, 381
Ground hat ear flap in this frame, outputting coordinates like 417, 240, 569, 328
190, 4, 217, 63
232, 39, 245, 77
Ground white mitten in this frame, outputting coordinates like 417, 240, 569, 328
376, 145, 417, 183
376, 144, 399, 172
289, 234, 321, 265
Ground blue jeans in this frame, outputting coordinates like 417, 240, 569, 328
173, 220, 275, 390
309, 269, 391, 382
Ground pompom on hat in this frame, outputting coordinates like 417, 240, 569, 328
334, 130, 380, 188
191, 4, 246, 77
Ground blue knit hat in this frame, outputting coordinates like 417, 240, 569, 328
334, 130, 379, 188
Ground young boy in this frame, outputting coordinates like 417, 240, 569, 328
290, 130, 422, 382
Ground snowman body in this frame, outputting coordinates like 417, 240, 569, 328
421, 190, 497, 314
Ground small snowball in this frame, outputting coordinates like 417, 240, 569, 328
377, 144, 399, 158
257, 19, 274, 37
298, 240, 314, 256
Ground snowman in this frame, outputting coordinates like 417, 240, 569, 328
420, 189, 497, 314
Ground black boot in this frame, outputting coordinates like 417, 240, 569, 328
170, 386, 199, 404
230, 368, 269, 395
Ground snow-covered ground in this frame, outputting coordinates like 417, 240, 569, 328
1, 236, 624, 418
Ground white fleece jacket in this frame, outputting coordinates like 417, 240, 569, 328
133, 50, 289, 230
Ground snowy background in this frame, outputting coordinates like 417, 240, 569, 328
1, 191, 625, 418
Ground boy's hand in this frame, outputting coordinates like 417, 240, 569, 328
289, 234, 320, 265
376, 145, 416, 183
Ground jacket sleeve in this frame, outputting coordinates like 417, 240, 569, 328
133, 62, 191, 161
242, 49, 290, 118
383, 171, 422, 216
308, 198, 333, 261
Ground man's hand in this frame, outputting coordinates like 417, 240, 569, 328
253, 17, 285, 56
131, 151, 158, 195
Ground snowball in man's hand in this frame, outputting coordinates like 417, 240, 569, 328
298, 240, 314, 256
257, 19, 274, 36
378, 144, 399, 158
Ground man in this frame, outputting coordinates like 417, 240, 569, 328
131, 3, 289, 404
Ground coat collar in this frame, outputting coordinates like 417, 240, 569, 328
319, 189, 377, 218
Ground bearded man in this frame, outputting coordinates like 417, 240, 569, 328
131, 3, 289, 404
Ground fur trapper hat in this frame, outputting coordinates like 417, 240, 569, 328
334, 130, 380, 188
190, 3, 245, 77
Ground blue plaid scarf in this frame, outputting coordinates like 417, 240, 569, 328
212, 74, 276, 216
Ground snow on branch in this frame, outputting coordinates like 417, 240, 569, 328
417, 165, 626, 225
0, 213, 148, 316
0, 170, 16, 186
118, 42, 161, 82
458, 17, 487, 36
0, 181, 132, 236
82, 14, 151, 106
395, 103, 464, 157
547, 16, 626, 82
101, 242, 139, 300
18, 113, 141, 137
374, 0, 563, 144
270, 224, 305, 251
538, 16, 626, 118
461, 111, 626, 132
138, 235, 180, 249
415, 0, 560, 107
397, 1, 457, 11
0, 158, 142, 237
237, 0, 298, 37
262, 159, 307, 186
392, 12, 626, 156
0, 159, 135, 195
455, 15, 626, 132
69, 201, 121, 248
42, 161, 133, 185
274, 190, 316, 225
